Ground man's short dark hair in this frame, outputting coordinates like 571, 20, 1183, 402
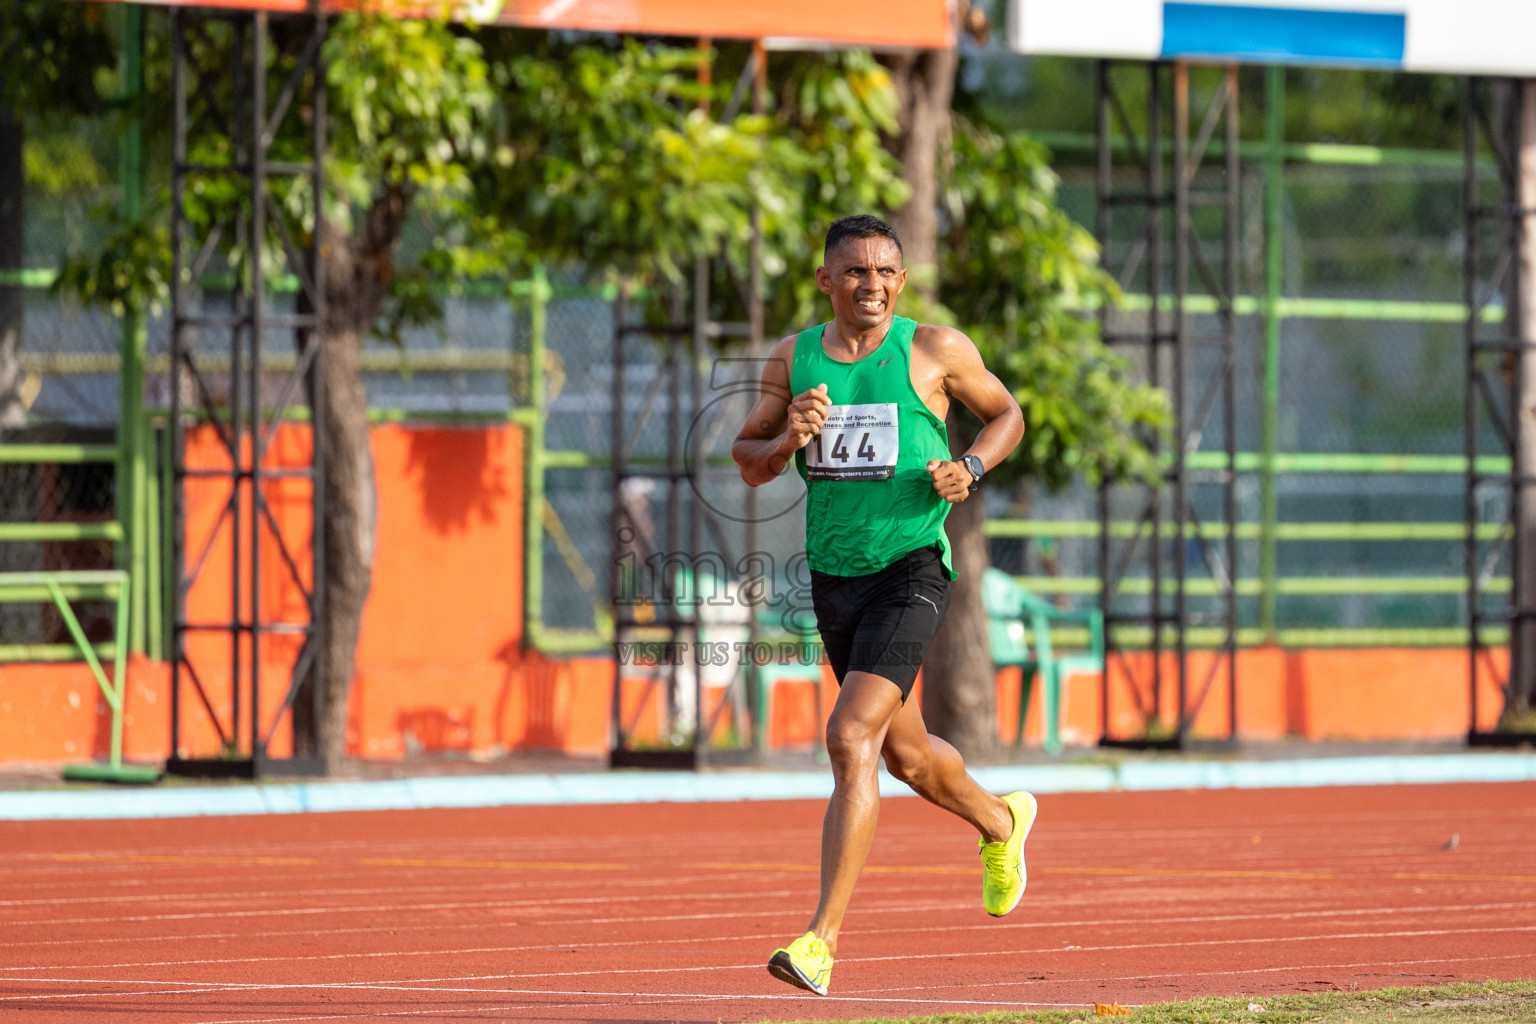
824, 215, 903, 261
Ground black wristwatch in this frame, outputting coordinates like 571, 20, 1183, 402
959, 454, 985, 493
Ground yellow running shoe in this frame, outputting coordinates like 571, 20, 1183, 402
767, 930, 833, 995
979, 790, 1038, 917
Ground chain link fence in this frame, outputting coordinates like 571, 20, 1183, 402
1022, 151, 1479, 641
0, 430, 118, 648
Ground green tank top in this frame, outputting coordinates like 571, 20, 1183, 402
791, 316, 956, 578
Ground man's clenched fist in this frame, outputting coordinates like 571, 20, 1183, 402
785, 384, 831, 450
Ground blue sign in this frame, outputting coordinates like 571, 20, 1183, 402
1162, 3, 1406, 67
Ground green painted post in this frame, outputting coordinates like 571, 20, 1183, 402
523, 267, 549, 649
1260, 66, 1284, 642
109, 575, 129, 767
145, 431, 162, 659
159, 423, 174, 661
117, 5, 148, 655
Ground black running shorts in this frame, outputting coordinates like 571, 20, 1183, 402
810, 545, 951, 701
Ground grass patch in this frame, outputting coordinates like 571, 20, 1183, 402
767, 980, 1536, 1024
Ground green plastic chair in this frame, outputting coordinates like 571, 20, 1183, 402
982, 567, 1104, 754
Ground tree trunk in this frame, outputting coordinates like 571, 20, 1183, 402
924, 476, 997, 758
883, 46, 999, 754
291, 194, 406, 771
311, 310, 375, 772
882, 47, 958, 300
0, 102, 23, 432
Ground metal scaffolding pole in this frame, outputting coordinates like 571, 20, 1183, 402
1096, 60, 1241, 750
607, 44, 768, 769
1465, 76, 1536, 745
166, 5, 328, 778
607, 304, 760, 769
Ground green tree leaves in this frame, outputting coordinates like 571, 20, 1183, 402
37, 8, 1162, 495
325, 13, 494, 213
52, 207, 169, 319
0, 0, 116, 115
489, 41, 768, 284
939, 115, 1170, 490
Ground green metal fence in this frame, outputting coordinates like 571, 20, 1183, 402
987, 67, 1499, 649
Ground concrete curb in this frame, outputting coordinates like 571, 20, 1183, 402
3, 751, 1535, 822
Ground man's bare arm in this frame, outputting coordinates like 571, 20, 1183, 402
731, 336, 831, 487
923, 327, 1025, 503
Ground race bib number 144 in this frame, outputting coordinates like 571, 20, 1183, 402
805, 403, 899, 481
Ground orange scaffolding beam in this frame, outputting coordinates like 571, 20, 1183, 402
104, 0, 955, 48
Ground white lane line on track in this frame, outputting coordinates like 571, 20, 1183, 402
6, 889, 1032, 932
0, 887, 1320, 946
1, 975, 1118, 1012
10, 800, 1526, 861
3, 892, 1529, 960
5, 898, 1534, 976
0, 885, 1511, 956
181, 994, 1106, 1024
0, 884, 821, 928
847, 923, 1536, 967
180, 998, 676, 1024
0, 868, 801, 909
5, 813, 1526, 873
820, 951, 1536, 1001
12, 921, 1536, 1001
7, 861, 1501, 930
6, 847, 1511, 890
10, 827, 1520, 875
0, 832, 827, 868
1111, 949, 1536, 985
4, 883, 1399, 936
0, 896, 1282, 946
0, 887, 1508, 966
0, 898, 966, 952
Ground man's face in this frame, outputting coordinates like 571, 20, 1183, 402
816, 235, 907, 332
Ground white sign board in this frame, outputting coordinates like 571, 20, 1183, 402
1009, 1, 1536, 78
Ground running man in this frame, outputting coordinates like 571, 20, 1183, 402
731, 214, 1037, 996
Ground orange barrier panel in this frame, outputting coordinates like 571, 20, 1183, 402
0, 644, 1515, 766
0, 655, 169, 764
0, 424, 1519, 765
107, 1, 955, 49
493, 0, 954, 48
357, 424, 526, 662
171, 424, 316, 760
1063, 646, 1506, 745
355, 652, 612, 757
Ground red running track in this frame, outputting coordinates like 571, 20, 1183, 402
2, 782, 1534, 1023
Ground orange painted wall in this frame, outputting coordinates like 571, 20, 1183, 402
0, 655, 170, 764
0, 423, 1518, 766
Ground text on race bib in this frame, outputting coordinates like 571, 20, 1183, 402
805, 403, 899, 481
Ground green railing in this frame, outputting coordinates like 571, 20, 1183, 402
0, 441, 166, 665
987, 448, 1497, 648
0, 569, 160, 781
0, 440, 160, 781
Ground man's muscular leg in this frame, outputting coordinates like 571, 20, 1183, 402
804, 671, 904, 954
880, 691, 1012, 843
